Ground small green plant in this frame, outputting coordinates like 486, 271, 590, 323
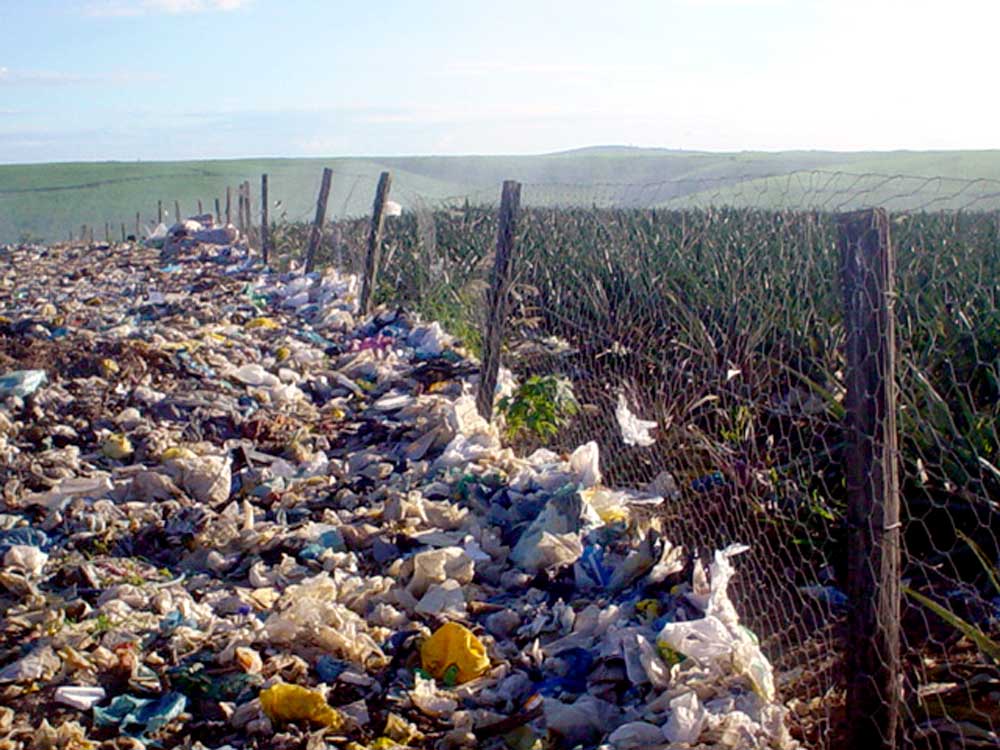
497, 375, 579, 442
91, 613, 114, 634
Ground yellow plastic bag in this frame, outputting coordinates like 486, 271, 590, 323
382, 712, 424, 745
420, 622, 490, 685
102, 434, 133, 460
160, 446, 197, 462
259, 683, 344, 729
246, 316, 280, 330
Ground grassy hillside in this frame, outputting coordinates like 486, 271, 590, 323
3, 148, 1000, 244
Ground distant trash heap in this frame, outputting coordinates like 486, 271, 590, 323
145, 214, 242, 258
0, 227, 799, 749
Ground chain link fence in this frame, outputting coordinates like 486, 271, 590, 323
264, 169, 1000, 750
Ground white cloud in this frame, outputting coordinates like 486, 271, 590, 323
677, 0, 788, 5
84, 0, 251, 16
445, 62, 660, 77
0, 67, 163, 86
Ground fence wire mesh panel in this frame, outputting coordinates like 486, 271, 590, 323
265, 169, 1000, 750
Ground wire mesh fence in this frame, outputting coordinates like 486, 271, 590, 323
258, 168, 1000, 750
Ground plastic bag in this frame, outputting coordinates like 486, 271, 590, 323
415, 580, 467, 617
511, 486, 600, 572
408, 322, 450, 357
382, 712, 424, 744
259, 683, 344, 729
20, 473, 113, 510
657, 544, 776, 701
0, 646, 60, 683
662, 691, 708, 744
568, 441, 601, 487
607, 721, 666, 749
231, 363, 280, 387
102, 433, 133, 460
261, 573, 387, 667
420, 622, 490, 685
54, 686, 106, 710
0, 370, 47, 398
408, 547, 474, 597
615, 394, 657, 447
93, 692, 186, 737
410, 674, 457, 717
513, 530, 583, 573
163, 453, 231, 506
3, 544, 48, 576
543, 695, 620, 748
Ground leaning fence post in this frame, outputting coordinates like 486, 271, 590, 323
237, 184, 246, 234
225, 187, 232, 226
244, 181, 253, 245
476, 180, 522, 420
260, 173, 270, 264
174, 200, 181, 224
840, 208, 901, 750
120, 223, 126, 243
305, 167, 333, 273
215, 197, 222, 225
359, 171, 393, 316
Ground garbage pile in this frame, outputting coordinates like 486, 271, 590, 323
146, 213, 242, 259
0, 237, 799, 749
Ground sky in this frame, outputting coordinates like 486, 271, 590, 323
0, 0, 997, 163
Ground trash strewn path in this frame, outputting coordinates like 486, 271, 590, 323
0, 237, 799, 749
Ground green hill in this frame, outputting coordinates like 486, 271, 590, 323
3, 149, 1000, 244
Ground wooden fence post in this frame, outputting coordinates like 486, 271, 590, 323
476, 180, 522, 420
305, 167, 333, 273
80, 225, 87, 244
261, 173, 270, 263
157, 200, 163, 224
105, 222, 110, 242
840, 208, 901, 750
121, 223, 126, 242
215, 198, 222, 225
197, 199, 203, 214
237, 184, 246, 234
359, 171, 393, 316
243, 181, 253, 245
175, 200, 181, 224
226, 187, 232, 226
135, 212, 141, 238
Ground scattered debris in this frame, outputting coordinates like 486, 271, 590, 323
0, 237, 798, 748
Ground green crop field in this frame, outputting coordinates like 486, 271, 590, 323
4, 148, 1000, 244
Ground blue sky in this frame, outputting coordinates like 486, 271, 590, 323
0, 0, 996, 163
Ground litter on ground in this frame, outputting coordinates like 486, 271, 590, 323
0, 233, 799, 749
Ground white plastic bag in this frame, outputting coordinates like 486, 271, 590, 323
615, 394, 657, 447
408, 547, 474, 597
607, 721, 666, 749
568, 441, 601, 488
657, 544, 776, 701
663, 691, 708, 744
